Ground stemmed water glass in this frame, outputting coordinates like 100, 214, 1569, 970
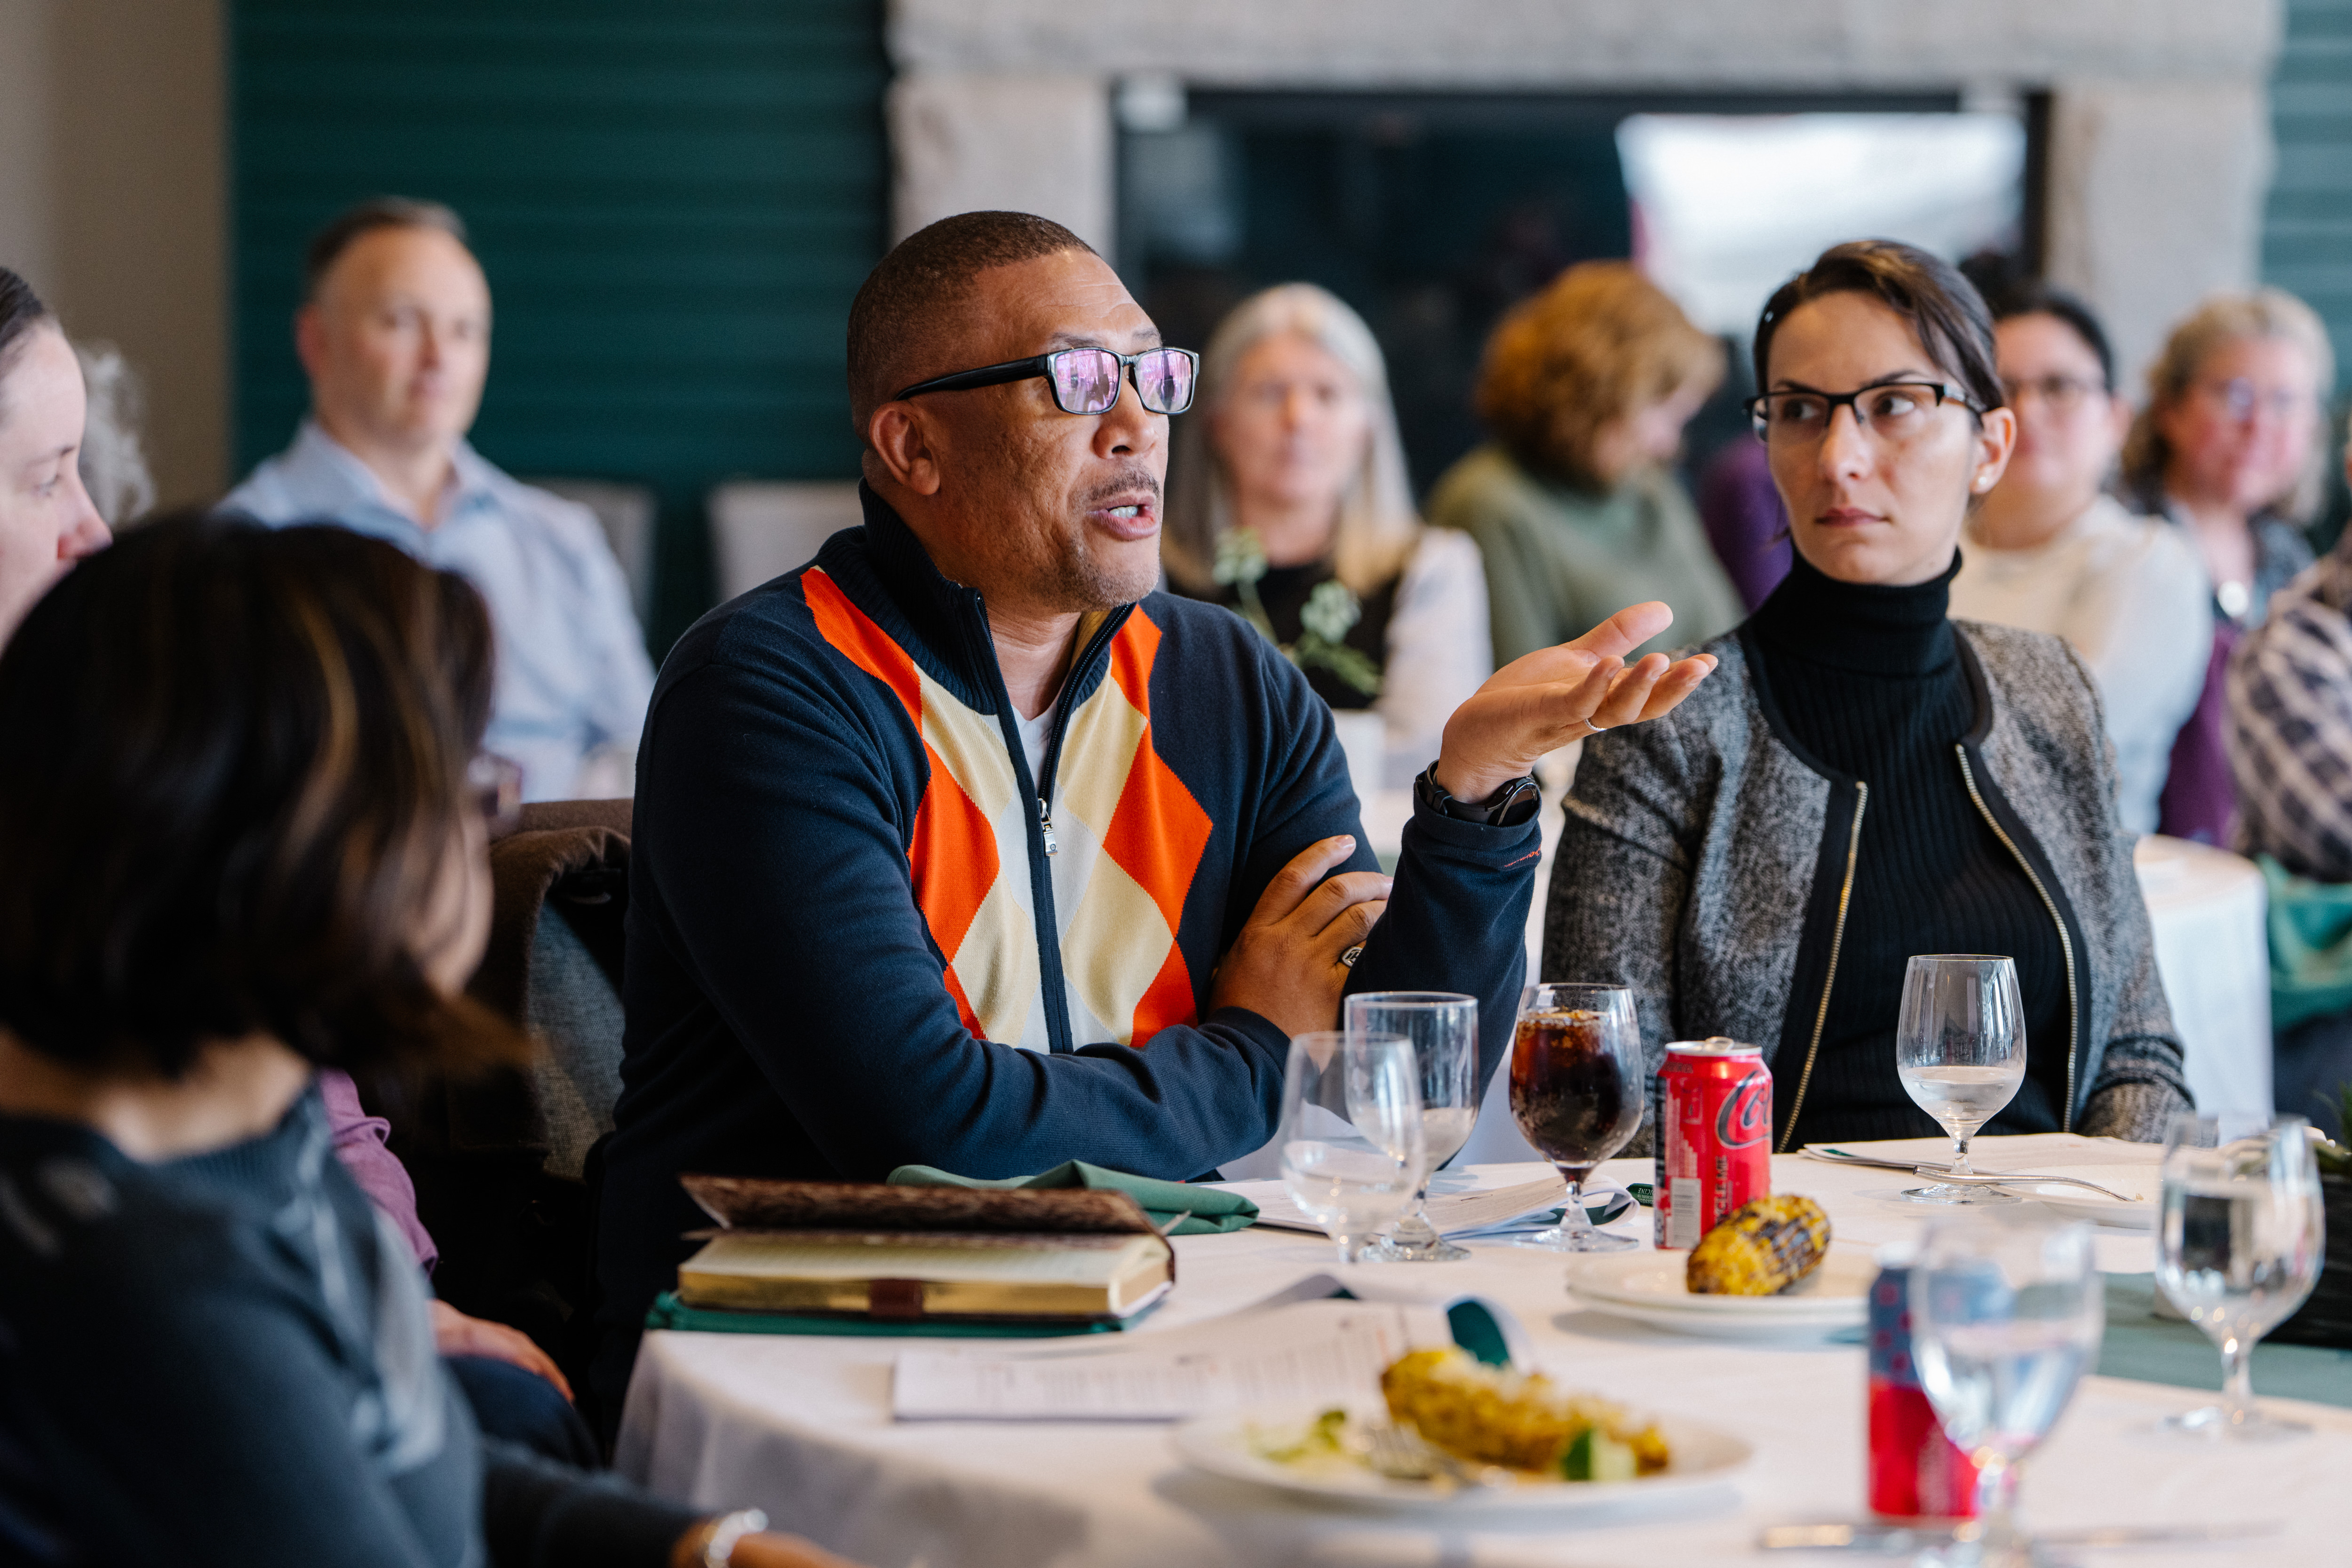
2154, 1112, 2325, 1440
1910, 1216, 2104, 1568
1896, 955, 2027, 1204
1508, 983, 1645, 1253
1276, 1030, 1429, 1264
1345, 992, 1478, 1263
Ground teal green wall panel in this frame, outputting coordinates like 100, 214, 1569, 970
2266, 0, 2352, 381
230, 0, 889, 649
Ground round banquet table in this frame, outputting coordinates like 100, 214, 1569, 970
615, 1138, 2348, 1568
2132, 835, 2271, 1116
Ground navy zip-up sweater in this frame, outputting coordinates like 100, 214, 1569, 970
593, 488, 1538, 1385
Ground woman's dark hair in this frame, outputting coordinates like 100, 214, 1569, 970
0, 513, 524, 1076
1752, 240, 2005, 418
1985, 280, 2116, 392
0, 266, 55, 387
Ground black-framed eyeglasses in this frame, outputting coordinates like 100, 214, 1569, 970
1745, 381, 1986, 445
891, 346, 1200, 416
1750, 381, 1985, 444
469, 752, 524, 836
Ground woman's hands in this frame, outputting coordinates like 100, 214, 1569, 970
429, 1300, 573, 1401
1432, 601, 1716, 805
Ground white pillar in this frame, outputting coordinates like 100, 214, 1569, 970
0, 0, 59, 294
2043, 78, 2276, 396
887, 72, 1114, 252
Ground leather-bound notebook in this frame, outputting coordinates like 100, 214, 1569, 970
673, 1175, 1177, 1324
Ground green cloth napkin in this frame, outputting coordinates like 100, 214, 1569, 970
644, 1290, 1136, 1338
2260, 854, 2352, 1031
886, 1159, 1258, 1235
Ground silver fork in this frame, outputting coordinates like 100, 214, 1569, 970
1356, 1423, 1505, 1489
1915, 1168, 2145, 1202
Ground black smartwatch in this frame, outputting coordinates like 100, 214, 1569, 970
1414, 763, 1541, 828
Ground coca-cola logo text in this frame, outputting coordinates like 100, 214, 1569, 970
1715, 1070, 1772, 1148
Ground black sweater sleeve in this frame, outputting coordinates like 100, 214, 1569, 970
480, 1440, 704, 1568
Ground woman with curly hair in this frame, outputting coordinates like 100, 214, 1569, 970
1428, 262, 1742, 667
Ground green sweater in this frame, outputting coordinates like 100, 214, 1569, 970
1427, 444, 1743, 666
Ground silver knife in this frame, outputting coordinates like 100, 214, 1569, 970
1759, 1520, 2282, 1552
1805, 1149, 2145, 1199
1803, 1148, 1956, 1175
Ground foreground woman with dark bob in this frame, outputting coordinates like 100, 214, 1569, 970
0, 517, 853, 1567
1546, 241, 2190, 1150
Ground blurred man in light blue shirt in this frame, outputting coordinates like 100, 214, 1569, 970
222, 199, 654, 800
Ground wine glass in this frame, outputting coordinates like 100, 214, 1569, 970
1909, 1216, 2103, 1568
1345, 992, 1478, 1263
1508, 983, 1645, 1252
1277, 1030, 1428, 1264
2153, 1111, 2324, 1440
1896, 955, 2027, 1205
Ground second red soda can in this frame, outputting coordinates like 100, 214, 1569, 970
1654, 1037, 1773, 1249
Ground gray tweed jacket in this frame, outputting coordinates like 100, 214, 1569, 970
1546, 620, 2192, 1154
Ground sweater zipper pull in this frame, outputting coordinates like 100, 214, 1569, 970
1039, 797, 1057, 857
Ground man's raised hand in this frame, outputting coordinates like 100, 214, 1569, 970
1432, 601, 1717, 804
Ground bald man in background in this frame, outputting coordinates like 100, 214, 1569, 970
221, 197, 654, 801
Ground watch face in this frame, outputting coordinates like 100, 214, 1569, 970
1493, 777, 1541, 826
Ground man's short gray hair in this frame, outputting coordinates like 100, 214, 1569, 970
303, 197, 470, 302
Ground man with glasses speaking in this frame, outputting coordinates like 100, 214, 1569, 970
589, 210, 1717, 1417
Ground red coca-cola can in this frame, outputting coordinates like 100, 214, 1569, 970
1867, 1244, 1978, 1518
1654, 1037, 1772, 1249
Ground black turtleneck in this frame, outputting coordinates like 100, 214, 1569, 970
1746, 550, 2070, 1145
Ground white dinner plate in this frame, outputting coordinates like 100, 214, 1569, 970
1170, 1400, 1753, 1513
2003, 1164, 2156, 1230
1563, 1246, 1872, 1337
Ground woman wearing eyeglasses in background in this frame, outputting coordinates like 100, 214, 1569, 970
1545, 240, 2189, 1153
2120, 289, 2334, 846
1949, 282, 2211, 836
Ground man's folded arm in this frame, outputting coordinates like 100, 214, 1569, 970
638, 656, 1287, 1179
1214, 651, 1538, 1094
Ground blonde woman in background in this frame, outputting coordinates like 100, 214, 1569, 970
1164, 283, 1490, 784
2121, 288, 2333, 844
1428, 262, 1742, 667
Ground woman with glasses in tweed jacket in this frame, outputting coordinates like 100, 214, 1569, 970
1546, 240, 2191, 1155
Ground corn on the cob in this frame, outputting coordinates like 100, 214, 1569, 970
1684, 1193, 1831, 1295
1379, 1347, 1669, 1475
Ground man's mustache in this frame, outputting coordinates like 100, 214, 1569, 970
1078, 470, 1162, 508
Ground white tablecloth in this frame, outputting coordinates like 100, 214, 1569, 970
2134, 835, 2271, 1115
617, 1139, 2344, 1568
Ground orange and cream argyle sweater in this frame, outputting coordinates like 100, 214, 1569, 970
597, 488, 1538, 1339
